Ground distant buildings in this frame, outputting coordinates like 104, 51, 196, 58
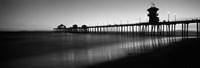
53, 24, 88, 33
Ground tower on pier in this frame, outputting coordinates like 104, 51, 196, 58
147, 3, 159, 24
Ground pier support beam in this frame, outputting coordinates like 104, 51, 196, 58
197, 22, 199, 38
132, 26, 134, 35
187, 23, 189, 36
182, 23, 184, 37
174, 24, 176, 36
136, 25, 138, 35
127, 26, 129, 34
147, 25, 149, 35
121, 26, 123, 34
169, 24, 171, 36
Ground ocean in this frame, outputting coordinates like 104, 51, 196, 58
1, 32, 189, 68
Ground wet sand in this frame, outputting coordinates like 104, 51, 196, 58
86, 38, 200, 68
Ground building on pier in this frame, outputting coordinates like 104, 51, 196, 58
81, 25, 88, 32
53, 24, 67, 32
53, 24, 88, 33
147, 3, 159, 24
65, 24, 88, 33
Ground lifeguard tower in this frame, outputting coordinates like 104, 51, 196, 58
147, 3, 159, 24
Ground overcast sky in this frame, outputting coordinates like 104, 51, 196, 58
0, 0, 200, 31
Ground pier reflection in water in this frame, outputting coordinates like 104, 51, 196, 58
10, 36, 182, 68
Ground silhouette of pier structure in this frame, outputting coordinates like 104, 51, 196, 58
86, 19, 200, 36
53, 3, 200, 37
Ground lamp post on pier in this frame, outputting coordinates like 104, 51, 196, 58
174, 13, 176, 21
168, 12, 170, 22
139, 17, 141, 23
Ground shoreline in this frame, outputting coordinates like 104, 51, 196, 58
86, 38, 200, 68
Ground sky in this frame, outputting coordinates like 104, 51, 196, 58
0, 0, 200, 31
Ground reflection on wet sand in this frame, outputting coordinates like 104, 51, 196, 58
8, 37, 182, 68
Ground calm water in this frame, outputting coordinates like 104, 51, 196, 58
1, 32, 185, 68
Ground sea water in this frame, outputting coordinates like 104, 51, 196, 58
1, 32, 183, 68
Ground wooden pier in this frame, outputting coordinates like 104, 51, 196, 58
85, 19, 200, 36
53, 19, 200, 37
53, 3, 200, 38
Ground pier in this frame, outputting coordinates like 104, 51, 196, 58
88, 19, 200, 36
53, 3, 200, 37
53, 19, 200, 37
